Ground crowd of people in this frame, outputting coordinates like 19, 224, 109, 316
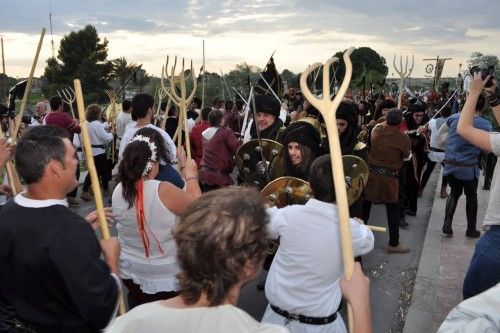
0, 69, 499, 333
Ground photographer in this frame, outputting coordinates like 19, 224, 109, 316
441, 76, 492, 238
456, 71, 500, 299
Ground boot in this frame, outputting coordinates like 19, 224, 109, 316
465, 200, 480, 238
442, 194, 459, 236
399, 217, 409, 228
417, 186, 424, 198
440, 185, 449, 198
386, 244, 410, 253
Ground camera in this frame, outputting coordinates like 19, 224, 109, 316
470, 66, 495, 88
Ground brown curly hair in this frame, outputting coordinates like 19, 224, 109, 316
85, 104, 102, 122
173, 187, 269, 306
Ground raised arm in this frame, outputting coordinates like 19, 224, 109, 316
457, 73, 496, 152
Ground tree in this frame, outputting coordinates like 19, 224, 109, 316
468, 52, 500, 78
329, 47, 388, 91
133, 68, 151, 93
111, 57, 139, 100
281, 69, 299, 89
42, 25, 112, 104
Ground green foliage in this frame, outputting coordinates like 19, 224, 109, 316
110, 57, 140, 100
331, 47, 388, 90
468, 52, 500, 78
42, 25, 112, 103
0, 73, 16, 103
281, 69, 300, 88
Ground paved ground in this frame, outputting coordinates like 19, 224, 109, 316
404, 172, 489, 333
71, 168, 439, 332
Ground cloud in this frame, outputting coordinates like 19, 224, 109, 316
1, 0, 499, 78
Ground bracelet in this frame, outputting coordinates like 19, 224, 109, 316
185, 176, 198, 182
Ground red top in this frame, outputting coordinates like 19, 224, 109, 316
44, 112, 81, 138
189, 121, 210, 166
199, 127, 242, 186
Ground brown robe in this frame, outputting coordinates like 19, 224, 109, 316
364, 122, 411, 203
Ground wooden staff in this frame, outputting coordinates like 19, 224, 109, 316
300, 47, 357, 332
202, 40, 206, 108
12, 28, 46, 142
393, 54, 414, 109
74, 79, 126, 315
160, 55, 197, 161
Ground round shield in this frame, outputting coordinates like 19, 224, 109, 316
343, 155, 369, 205
236, 139, 284, 189
261, 176, 312, 208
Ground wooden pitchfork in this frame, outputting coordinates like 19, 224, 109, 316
393, 54, 414, 109
300, 47, 357, 332
58, 87, 77, 119
103, 90, 120, 164
160, 55, 197, 162
154, 86, 168, 127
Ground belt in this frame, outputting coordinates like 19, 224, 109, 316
369, 164, 400, 178
270, 304, 338, 325
76, 144, 105, 152
444, 159, 477, 168
429, 147, 444, 153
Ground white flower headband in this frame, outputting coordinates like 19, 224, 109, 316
131, 134, 158, 176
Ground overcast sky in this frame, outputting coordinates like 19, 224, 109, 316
2, 0, 500, 79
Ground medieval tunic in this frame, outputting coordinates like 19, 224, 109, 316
364, 123, 411, 204
199, 126, 242, 186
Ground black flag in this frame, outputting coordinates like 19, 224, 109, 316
255, 56, 283, 99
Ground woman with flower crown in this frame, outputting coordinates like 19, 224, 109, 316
112, 134, 202, 308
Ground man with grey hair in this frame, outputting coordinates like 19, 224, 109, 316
29, 100, 49, 127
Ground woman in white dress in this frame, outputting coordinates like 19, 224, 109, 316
112, 134, 201, 308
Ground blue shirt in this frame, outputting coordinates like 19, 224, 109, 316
443, 113, 492, 180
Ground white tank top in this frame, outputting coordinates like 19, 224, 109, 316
112, 179, 180, 293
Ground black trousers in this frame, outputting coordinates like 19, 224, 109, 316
82, 153, 109, 192
362, 200, 400, 247
444, 174, 478, 230
404, 161, 419, 213
483, 152, 497, 189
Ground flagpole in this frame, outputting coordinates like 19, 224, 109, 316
257, 72, 281, 103
202, 40, 205, 108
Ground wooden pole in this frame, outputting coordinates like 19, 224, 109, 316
74, 79, 126, 315
300, 48, 356, 332
12, 28, 46, 142
1, 38, 5, 74
202, 40, 205, 108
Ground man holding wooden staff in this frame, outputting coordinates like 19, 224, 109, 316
261, 155, 374, 332
0, 126, 120, 332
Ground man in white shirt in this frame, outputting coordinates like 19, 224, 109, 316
115, 100, 133, 149
119, 94, 177, 165
262, 154, 374, 333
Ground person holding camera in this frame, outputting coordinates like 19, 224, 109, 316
456, 71, 500, 299
441, 74, 492, 238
